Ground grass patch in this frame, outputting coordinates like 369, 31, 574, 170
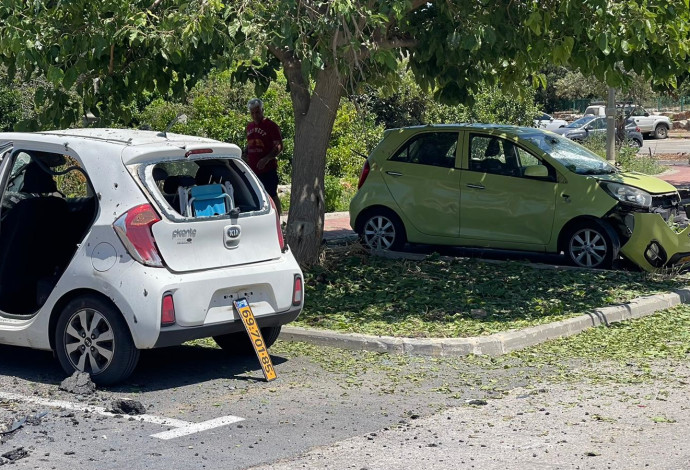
517, 305, 690, 361
297, 245, 689, 338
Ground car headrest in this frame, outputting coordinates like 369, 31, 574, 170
20, 162, 58, 194
484, 139, 501, 157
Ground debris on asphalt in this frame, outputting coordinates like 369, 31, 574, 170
0, 417, 25, 435
109, 399, 146, 415
466, 399, 488, 406
25, 411, 48, 426
59, 372, 96, 395
2, 447, 29, 461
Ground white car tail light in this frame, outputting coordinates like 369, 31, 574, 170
113, 204, 165, 267
161, 293, 176, 326
292, 275, 303, 306
270, 198, 286, 252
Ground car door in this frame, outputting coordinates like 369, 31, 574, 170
0, 143, 16, 218
628, 106, 653, 133
459, 133, 558, 248
380, 131, 461, 237
585, 117, 607, 139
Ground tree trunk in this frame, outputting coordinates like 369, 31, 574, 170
286, 67, 343, 266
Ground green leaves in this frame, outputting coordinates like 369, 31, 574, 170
46, 66, 64, 86
596, 33, 610, 55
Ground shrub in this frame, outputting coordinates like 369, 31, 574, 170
0, 85, 21, 131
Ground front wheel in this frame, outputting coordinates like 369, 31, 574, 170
213, 326, 282, 354
359, 210, 406, 251
55, 295, 139, 385
565, 221, 619, 269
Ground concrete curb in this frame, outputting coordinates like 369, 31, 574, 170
280, 287, 690, 357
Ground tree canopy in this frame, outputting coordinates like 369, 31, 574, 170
1, 0, 689, 264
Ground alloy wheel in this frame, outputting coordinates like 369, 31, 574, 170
363, 215, 397, 250
63, 308, 115, 374
569, 228, 608, 268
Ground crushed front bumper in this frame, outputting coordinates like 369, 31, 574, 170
620, 212, 690, 272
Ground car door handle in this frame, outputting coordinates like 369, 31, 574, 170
466, 184, 485, 190
385, 171, 403, 177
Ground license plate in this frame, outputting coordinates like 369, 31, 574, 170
233, 298, 277, 382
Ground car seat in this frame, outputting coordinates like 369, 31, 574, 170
162, 175, 195, 215
0, 162, 69, 314
482, 139, 507, 175
502, 141, 520, 176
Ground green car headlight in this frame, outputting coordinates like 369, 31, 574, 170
601, 182, 652, 209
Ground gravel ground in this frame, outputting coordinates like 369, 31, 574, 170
254, 364, 690, 470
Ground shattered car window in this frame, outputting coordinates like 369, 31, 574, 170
525, 132, 617, 176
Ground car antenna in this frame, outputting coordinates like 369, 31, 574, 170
158, 113, 188, 139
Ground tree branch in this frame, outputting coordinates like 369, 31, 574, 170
269, 45, 310, 121
109, 44, 114, 75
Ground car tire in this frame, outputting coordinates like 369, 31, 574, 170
213, 326, 282, 355
55, 295, 139, 385
359, 209, 406, 251
564, 220, 619, 269
627, 138, 642, 148
654, 124, 669, 139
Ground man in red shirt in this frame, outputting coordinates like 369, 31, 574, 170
245, 98, 283, 215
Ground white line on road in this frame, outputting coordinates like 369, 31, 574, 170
0, 391, 245, 439
150, 415, 245, 440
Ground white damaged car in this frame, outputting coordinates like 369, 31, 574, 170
0, 129, 304, 384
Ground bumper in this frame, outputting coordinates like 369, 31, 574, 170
153, 305, 301, 348
620, 212, 690, 271
110, 253, 303, 348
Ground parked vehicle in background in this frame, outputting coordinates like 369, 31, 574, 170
534, 112, 568, 131
554, 116, 643, 147
350, 124, 688, 272
624, 106, 671, 139
0, 129, 304, 384
583, 104, 671, 139
583, 105, 606, 117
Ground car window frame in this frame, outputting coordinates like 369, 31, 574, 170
388, 131, 460, 169
465, 132, 558, 182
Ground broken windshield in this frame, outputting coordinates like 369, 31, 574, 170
524, 132, 617, 176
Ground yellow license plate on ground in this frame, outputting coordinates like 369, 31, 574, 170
233, 298, 277, 382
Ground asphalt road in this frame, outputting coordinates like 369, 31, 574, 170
640, 135, 690, 155
0, 341, 533, 469
0, 339, 688, 469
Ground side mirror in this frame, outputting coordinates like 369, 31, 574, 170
644, 112, 649, 117
524, 165, 548, 178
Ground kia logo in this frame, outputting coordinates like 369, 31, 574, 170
227, 227, 241, 238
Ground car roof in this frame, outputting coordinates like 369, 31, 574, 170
0, 129, 241, 164
384, 123, 550, 139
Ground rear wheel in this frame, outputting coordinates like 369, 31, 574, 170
55, 295, 139, 385
654, 124, 669, 139
359, 209, 406, 251
564, 220, 619, 269
213, 326, 282, 354
627, 138, 642, 148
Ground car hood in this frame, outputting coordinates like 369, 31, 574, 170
593, 171, 677, 195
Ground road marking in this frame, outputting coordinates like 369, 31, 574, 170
150, 415, 245, 440
0, 391, 244, 439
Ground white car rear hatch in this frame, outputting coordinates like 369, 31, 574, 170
123, 144, 283, 273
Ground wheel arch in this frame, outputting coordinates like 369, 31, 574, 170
49, 289, 129, 351
557, 216, 621, 254
353, 204, 405, 235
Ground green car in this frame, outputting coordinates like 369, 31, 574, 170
349, 124, 690, 271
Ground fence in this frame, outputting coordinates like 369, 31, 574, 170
557, 96, 690, 114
